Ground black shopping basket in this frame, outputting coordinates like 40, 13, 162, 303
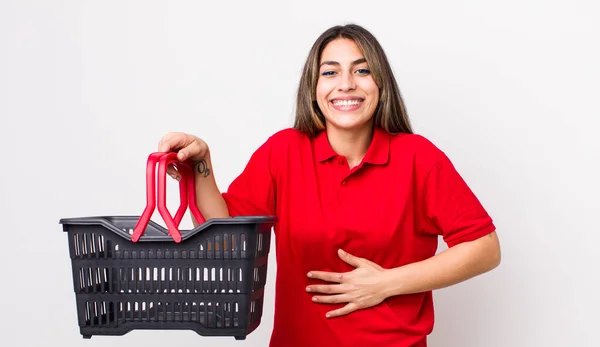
59, 152, 277, 340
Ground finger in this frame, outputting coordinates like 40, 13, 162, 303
177, 141, 205, 162
312, 293, 351, 305
167, 164, 181, 181
338, 249, 364, 268
167, 174, 181, 181
158, 132, 188, 153
326, 302, 360, 318
167, 163, 178, 175
307, 271, 345, 283
306, 283, 348, 294
158, 133, 174, 152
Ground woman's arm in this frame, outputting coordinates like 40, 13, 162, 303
381, 231, 501, 297
306, 232, 500, 318
161, 131, 279, 227
189, 155, 231, 226
158, 132, 231, 225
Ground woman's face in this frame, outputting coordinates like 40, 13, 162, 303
316, 38, 379, 132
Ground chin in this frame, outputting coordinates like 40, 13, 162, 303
326, 114, 372, 131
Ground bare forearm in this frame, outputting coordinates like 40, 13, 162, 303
191, 156, 230, 225
381, 232, 501, 298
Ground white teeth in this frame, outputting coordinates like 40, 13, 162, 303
333, 99, 361, 106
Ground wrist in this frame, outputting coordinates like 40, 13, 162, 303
191, 156, 212, 178
380, 267, 407, 299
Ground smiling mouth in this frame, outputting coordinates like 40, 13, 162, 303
331, 99, 363, 106
330, 98, 364, 111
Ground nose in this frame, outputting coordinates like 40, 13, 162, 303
338, 72, 356, 92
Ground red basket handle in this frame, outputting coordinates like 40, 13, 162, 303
132, 152, 206, 242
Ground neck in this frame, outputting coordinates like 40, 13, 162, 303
326, 122, 374, 168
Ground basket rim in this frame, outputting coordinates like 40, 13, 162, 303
59, 215, 277, 242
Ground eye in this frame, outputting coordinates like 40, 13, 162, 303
355, 68, 371, 75
321, 70, 336, 76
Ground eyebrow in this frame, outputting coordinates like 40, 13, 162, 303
320, 58, 367, 67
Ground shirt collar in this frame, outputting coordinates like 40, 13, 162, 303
314, 126, 390, 165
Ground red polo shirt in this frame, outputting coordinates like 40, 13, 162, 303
221, 126, 495, 347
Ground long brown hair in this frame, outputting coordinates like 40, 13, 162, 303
293, 24, 413, 137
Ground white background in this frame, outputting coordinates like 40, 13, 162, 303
1, 0, 598, 346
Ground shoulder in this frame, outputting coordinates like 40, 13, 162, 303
259, 127, 311, 154
266, 127, 309, 145
251, 128, 309, 176
389, 132, 449, 172
248, 128, 307, 151
390, 132, 445, 158
250, 127, 309, 160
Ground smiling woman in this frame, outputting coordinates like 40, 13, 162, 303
315, 40, 380, 159
158, 23, 501, 347
295, 25, 412, 137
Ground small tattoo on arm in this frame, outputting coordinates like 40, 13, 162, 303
194, 159, 211, 178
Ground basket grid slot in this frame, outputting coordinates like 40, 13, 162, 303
107, 233, 252, 260
252, 264, 268, 291
255, 232, 270, 258
100, 266, 247, 294
75, 265, 251, 294
78, 267, 111, 293
83, 300, 241, 328
73, 233, 107, 258
248, 296, 265, 326
70, 230, 271, 261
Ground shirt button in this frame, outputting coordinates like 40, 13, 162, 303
337, 158, 345, 165
341, 180, 347, 186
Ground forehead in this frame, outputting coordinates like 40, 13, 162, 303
320, 38, 365, 63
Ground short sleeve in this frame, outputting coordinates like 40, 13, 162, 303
422, 152, 496, 247
221, 137, 277, 217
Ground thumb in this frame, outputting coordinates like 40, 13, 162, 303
177, 150, 187, 161
338, 249, 363, 268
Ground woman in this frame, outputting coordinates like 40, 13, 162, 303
159, 24, 501, 347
